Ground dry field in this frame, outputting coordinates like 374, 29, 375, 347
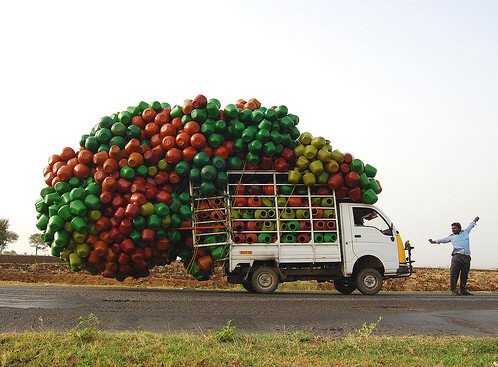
0, 255, 496, 292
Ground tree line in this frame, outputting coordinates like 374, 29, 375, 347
0, 218, 48, 255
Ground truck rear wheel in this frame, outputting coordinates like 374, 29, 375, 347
333, 280, 357, 295
242, 282, 256, 293
251, 267, 279, 294
356, 268, 383, 295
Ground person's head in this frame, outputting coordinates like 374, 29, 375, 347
451, 222, 462, 234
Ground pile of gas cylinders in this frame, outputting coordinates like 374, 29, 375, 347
35, 95, 381, 280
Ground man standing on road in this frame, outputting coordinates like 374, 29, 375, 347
429, 216, 479, 296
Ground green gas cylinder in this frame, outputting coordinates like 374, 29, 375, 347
199, 182, 216, 196
193, 152, 210, 168
364, 164, 377, 178
302, 172, 316, 187
215, 172, 229, 188
228, 156, 243, 169
288, 169, 302, 185
362, 189, 378, 204
246, 152, 260, 165
350, 159, 364, 174
303, 145, 318, 160
309, 160, 324, 175
299, 132, 313, 145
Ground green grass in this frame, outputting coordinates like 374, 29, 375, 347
0, 328, 496, 367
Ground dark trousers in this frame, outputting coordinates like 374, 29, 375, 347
450, 254, 471, 292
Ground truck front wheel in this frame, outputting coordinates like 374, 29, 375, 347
251, 267, 279, 294
333, 280, 357, 295
356, 268, 383, 295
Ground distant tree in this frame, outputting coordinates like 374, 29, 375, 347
29, 233, 49, 255
0, 219, 18, 254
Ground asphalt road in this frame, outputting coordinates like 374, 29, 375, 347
0, 285, 497, 336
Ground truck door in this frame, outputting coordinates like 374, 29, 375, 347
350, 206, 399, 273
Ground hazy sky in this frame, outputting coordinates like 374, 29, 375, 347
1, 1, 497, 269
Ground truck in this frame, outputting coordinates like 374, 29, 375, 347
189, 170, 414, 295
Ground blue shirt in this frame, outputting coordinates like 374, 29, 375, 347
436, 221, 476, 255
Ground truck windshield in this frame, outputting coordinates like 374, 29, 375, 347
353, 207, 392, 236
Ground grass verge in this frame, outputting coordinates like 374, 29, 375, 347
0, 328, 496, 367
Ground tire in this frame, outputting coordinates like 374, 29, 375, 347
356, 268, 383, 295
251, 267, 279, 294
242, 282, 256, 293
333, 280, 357, 295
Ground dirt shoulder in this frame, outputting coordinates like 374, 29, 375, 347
0, 254, 496, 292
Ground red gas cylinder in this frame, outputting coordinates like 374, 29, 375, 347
60, 147, 76, 162
197, 256, 213, 272
233, 234, 246, 244
131, 248, 145, 263
345, 172, 360, 188
274, 157, 289, 172
154, 171, 169, 185
316, 187, 331, 195
131, 116, 146, 129
93, 240, 108, 257
297, 233, 310, 243
326, 221, 337, 230
313, 220, 326, 230
57, 165, 73, 181
142, 229, 155, 242
176, 132, 191, 149
190, 133, 206, 149
73, 163, 92, 179
120, 239, 135, 254
95, 217, 111, 233
223, 141, 235, 155
259, 156, 273, 170
166, 148, 182, 164
142, 108, 157, 122
245, 233, 258, 244
193, 94, 208, 109
184, 121, 200, 135
154, 112, 169, 126
248, 196, 262, 207
156, 191, 172, 205
117, 253, 130, 265
144, 122, 159, 138
171, 117, 183, 131
348, 187, 362, 202
340, 163, 350, 174
312, 208, 324, 219
263, 184, 275, 195
168, 171, 181, 185
343, 153, 353, 163
233, 197, 247, 207
281, 148, 295, 163
335, 186, 349, 199
288, 197, 303, 207
182, 146, 197, 162
124, 204, 140, 219
161, 136, 176, 151
93, 151, 109, 165
117, 178, 132, 193
246, 221, 262, 231
77, 149, 93, 165
300, 221, 311, 230
214, 145, 229, 159
233, 221, 245, 232
160, 123, 176, 138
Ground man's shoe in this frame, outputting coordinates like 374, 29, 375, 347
461, 290, 473, 296
451, 291, 461, 296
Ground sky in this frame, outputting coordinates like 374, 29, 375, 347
0, 1, 497, 269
